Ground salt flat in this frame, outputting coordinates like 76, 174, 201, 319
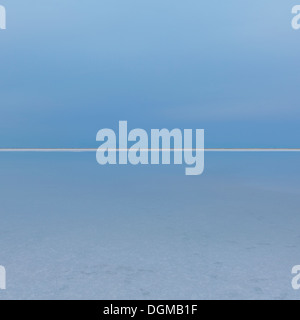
0, 153, 299, 300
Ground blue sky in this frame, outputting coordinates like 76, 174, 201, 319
0, 0, 299, 148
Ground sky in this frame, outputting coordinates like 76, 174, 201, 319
0, 0, 300, 148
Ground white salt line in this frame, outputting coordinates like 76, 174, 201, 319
0, 148, 299, 152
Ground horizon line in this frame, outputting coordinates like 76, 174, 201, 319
0, 148, 300, 152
